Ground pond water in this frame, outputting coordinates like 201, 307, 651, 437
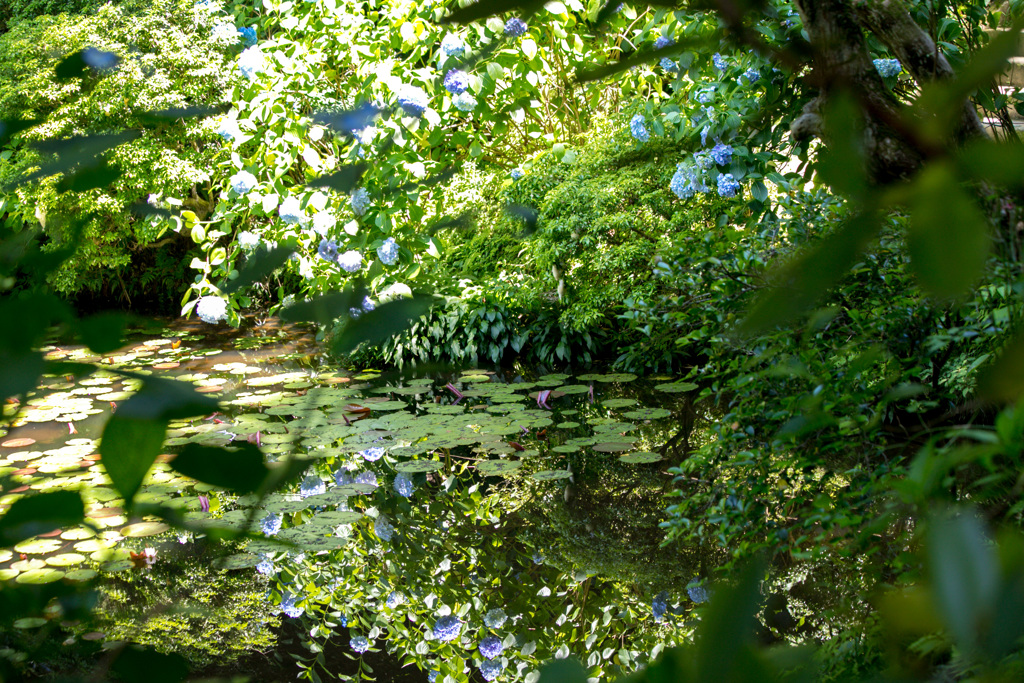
0, 320, 717, 682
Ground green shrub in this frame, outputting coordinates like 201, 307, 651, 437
0, 0, 232, 303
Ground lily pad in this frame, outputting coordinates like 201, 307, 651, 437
14, 538, 63, 554
0, 568, 19, 580
532, 470, 573, 481
100, 560, 133, 572
592, 442, 633, 453
16, 568, 65, 584
121, 522, 170, 537
13, 617, 48, 628
313, 510, 364, 525
622, 408, 672, 420
65, 568, 98, 581
602, 398, 638, 408
620, 452, 663, 464
217, 554, 260, 570
47, 553, 86, 567
477, 460, 523, 475
395, 460, 443, 473
654, 381, 698, 393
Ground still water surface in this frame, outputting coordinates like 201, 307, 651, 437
0, 319, 712, 681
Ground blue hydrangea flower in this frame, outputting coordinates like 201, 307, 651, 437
377, 237, 399, 265
654, 35, 674, 50
340, 615, 348, 627
196, 296, 228, 324
230, 170, 257, 194
695, 152, 714, 170
742, 67, 760, 83
215, 119, 241, 142
349, 306, 364, 319
427, 671, 439, 683
629, 114, 649, 142
532, 551, 544, 564
670, 164, 695, 200
237, 231, 260, 250
710, 143, 733, 166
717, 173, 740, 198
351, 635, 370, 653
397, 84, 429, 116
510, 168, 523, 180
212, 22, 237, 43
375, 515, 394, 541
696, 90, 714, 105
713, 53, 727, 71
386, 590, 405, 608
261, 512, 282, 536
688, 583, 710, 603
238, 26, 257, 46
237, 46, 265, 79
444, 69, 470, 95
279, 196, 303, 224
652, 590, 669, 620
280, 593, 303, 618
483, 608, 507, 629
312, 211, 336, 236
350, 187, 370, 216
82, 47, 119, 71
362, 296, 375, 312
479, 635, 504, 659
504, 17, 527, 37
256, 559, 276, 575
701, 125, 710, 147
394, 472, 414, 497
660, 58, 679, 73
433, 615, 462, 642
335, 468, 353, 486
360, 446, 385, 461
318, 239, 339, 263
338, 250, 363, 273
479, 659, 503, 681
453, 91, 478, 112
873, 58, 901, 78
355, 471, 378, 487
299, 475, 325, 498
440, 33, 465, 57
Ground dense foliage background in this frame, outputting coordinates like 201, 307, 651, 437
4, 0, 1024, 681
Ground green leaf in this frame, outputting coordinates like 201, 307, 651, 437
978, 327, 1024, 401
750, 180, 768, 203
0, 349, 45, 401
927, 510, 998, 653
113, 373, 218, 421
0, 118, 42, 147
537, 658, 588, 683
99, 415, 167, 506
443, 0, 545, 25
306, 163, 368, 192
170, 443, 270, 494
111, 645, 188, 683
815, 92, 868, 199
0, 491, 85, 548
13, 131, 140, 188
222, 244, 296, 295
279, 288, 365, 325
332, 294, 441, 354
695, 560, 763, 680
739, 212, 880, 334
956, 138, 1024, 187
907, 162, 990, 300
76, 311, 128, 354
56, 159, 121, 193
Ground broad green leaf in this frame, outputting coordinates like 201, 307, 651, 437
815, 92, 867, 199
279, 288, 365, 324
694, 560, 763, 681
739, 212, 880, 334
56, 159, 121, 193
907, 162, 990, 300
537, 658, 587, 683
978, 327, 1024, 401
76, 311, 129, 354
222, 244, 296, 295
99, 415, 167, 506
171, 443, 271, 494
0, 349, 45, 401
306, 163, 368, 192
0, 491, 85, 548
332, 294, 441, 354
111, 644, 188, 683
956, 138, 1024, 187
113, 373, 219, 421
927, 510, 998, 653
13, 131, 140, 187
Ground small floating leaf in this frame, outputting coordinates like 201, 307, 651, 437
620, 452, 663, 464
532, 470, 573, 481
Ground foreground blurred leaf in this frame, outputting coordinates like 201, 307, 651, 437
113, 373, 219, 421
815, 92, 868, 199
0, 490, 84, 547
443, 0, 544, 25
695, 560, 763, 681
171, 443, 270, 494
332, 294, 441, 354
76, 311, 128, 354
977, 328, 1024, 401
0, 118, 42, 146
13, 131, 140, 187
279, 288, 365, 324
907, 162, 990, 300
99, 415, 166, 506
537, 658, 588, 683
927, 510, 998, 654
111, 645, 188, 683
222, 244, 295, 295
956, 138, 1024, 187
55, 158, 121, 193
739, 211, 880, 334
0, 349, 45, 401
307, 163, 367, 192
